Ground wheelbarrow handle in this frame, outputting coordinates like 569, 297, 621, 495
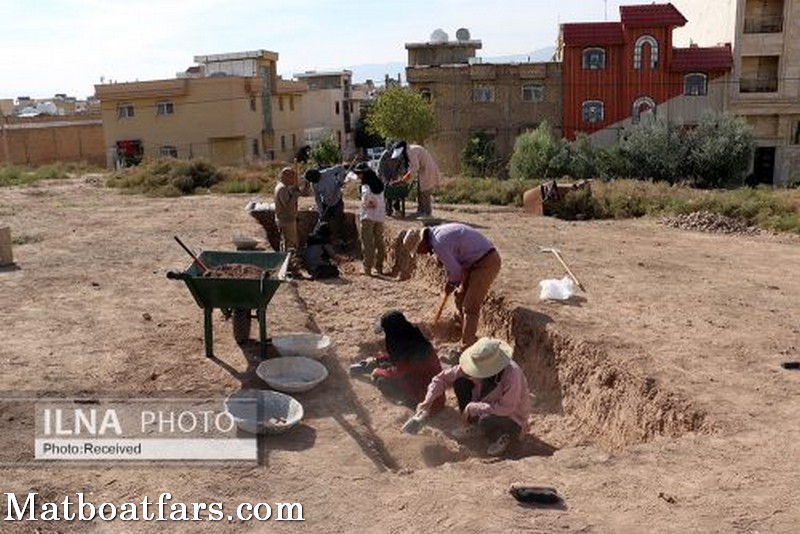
166, 270, 189, 280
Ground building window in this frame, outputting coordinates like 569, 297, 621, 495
582, 100, 604, 123
279, 96, 284, 112
335, 101, 340, 115
117, 103, 134, 119
159, 145, 178, 158
632, 96, 656, 124
633, 35, 659, 70
684, 73, 708, 96
250, 96, 256, 111
794, 122, 800, 145
292, 133, 296, 149
582, 48, 606, 70
156, 101, 174, 115
420, 88, 432, 101
280, 135, 286, 151
252, 139, 260, 157
289, 96, 295, 111
522, 84, 544, 102
473, 84, 495, 103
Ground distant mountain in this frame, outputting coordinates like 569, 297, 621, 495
484, 46, 557, 64
346, 46, 557, 84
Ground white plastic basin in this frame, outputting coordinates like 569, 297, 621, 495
272, 333, 332, 359
257, 357, 328, 393
224, 389, 304, 435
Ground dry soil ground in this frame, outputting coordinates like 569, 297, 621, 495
1, 177, 799, 533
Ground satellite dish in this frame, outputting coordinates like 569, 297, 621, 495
430, 28, 449, 43
456, 28, 471, 41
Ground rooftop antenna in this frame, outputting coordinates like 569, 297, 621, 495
604, 0, 608, 21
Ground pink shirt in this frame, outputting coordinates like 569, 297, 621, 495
420, 360, 530, 436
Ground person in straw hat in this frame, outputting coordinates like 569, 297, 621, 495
402, 223, 501, 355
415, 337, 529, 456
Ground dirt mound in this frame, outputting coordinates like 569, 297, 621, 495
660, 210, 760, 235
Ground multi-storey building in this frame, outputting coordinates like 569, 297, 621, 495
293, 70, 360, 159
405, 30, 562, 175
95, 50, 306, 167
582, 0, 799, 185
559, 3, 733, 146
711, 0, 797, 185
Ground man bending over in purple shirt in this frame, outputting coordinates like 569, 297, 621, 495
403, 222, 501, 352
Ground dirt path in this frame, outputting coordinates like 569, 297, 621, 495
1, 178, 799, 533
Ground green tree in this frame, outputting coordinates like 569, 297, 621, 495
688, 111, 755, 188
461, 131, 500, 177
567, 133, 601, 180
508, 121, 562, 180
366, 87, 435, 143
620, 119, 689, 183
354, 115, 384, 151
310, 135, 341, 166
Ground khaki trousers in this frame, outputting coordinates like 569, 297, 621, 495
278, 221, 298, 252
360, 219, 385, 272
454, 249, 501, 348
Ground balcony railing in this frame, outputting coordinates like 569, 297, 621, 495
739, 77, 779, 93
744, 15, 783, 33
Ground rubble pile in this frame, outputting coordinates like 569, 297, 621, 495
660, 211, 760, 235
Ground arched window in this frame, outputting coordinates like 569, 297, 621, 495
684, 73, 708, 96
582, 100, 604, 123
419, 88, 432, 101
582, 48, 606, 70
632, 96, 656, 123
633, 35, 659, 70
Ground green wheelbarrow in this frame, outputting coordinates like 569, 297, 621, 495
167, 250, 290, 359
385, 180, 415, 218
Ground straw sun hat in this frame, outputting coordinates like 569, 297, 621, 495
459, 338, 514, 379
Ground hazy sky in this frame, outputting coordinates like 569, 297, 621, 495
2, 0, 656, 99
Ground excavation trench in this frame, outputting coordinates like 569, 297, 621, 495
293, 225, 715, 472
391, 231, 715, 453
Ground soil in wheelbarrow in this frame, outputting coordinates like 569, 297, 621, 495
201, 263, 269, 278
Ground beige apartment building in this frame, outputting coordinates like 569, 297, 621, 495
405, 31, 562, 175
673, 0, 800, 185
95, 50, 306, 168
293, 71, 360, 159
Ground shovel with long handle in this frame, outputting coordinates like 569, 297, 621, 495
433, 291, 451, 325
174, 236, 211, 273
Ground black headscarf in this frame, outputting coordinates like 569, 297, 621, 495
359, 168, 384, 195
392, 140, 409, 169
379, 310, 432, 363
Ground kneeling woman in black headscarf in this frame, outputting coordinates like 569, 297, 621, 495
354, 310, 445, 414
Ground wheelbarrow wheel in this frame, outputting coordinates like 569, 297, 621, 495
232, 309, 252, 344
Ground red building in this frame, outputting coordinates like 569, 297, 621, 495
560, 3, 733, 142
